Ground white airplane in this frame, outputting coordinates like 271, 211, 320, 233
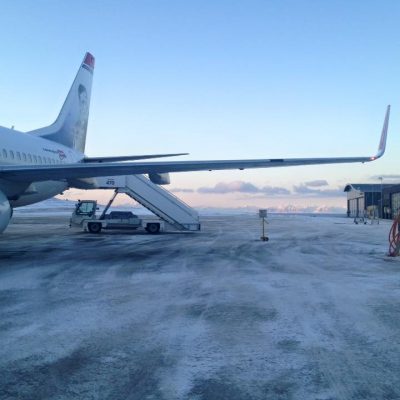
0, 53, 390, 233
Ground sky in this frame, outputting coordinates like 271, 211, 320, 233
1, 0, 399, 211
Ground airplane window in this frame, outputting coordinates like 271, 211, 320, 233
10, 151, 14, 160
22, 153, 27, 162
17, 152, 21, 160
2, 149, 6, 158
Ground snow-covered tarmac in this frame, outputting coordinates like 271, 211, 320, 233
1, 211, 400, 400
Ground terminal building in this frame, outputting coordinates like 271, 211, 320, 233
344, 183, 400, 219
381, 184, 400, 219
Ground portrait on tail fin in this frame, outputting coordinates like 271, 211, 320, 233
73, 84, 89, 151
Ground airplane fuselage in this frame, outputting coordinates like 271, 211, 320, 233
0, 126, 83, 207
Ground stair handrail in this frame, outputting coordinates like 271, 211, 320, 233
130, 175, 198, 219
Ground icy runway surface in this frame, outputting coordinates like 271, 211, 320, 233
1, 212, 400, 400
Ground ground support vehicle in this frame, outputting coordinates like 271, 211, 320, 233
70, 191, 162, 234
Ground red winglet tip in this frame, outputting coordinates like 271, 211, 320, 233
84, 52, 95, 68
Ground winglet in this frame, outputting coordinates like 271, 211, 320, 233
371, 105, 390, 160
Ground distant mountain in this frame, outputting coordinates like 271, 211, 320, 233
17, 197, 75, 210
13, 197, 346, 217
196, 205, 346, 216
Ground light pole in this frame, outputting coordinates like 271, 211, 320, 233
259, 209, 268, 241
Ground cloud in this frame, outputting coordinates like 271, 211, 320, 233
169, 180, 343, 199
304, 179, 328, 187
196, 204, 346, 214
369, 175, 400, 181
293, 184, 343, 197
198, 181, 260, 194
170, 188, 194, 193
260, 186, 291, 195
197, 181, 290, 196
268, 204, 346, 213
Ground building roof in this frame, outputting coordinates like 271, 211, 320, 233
343, 183, 394, 193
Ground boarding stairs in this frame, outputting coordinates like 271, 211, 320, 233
95, 175, 200, 231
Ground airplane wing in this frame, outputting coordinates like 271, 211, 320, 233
83, 153, 189, 162
0, 106, 390, 182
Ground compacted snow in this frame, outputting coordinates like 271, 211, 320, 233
1, 211, 400, 400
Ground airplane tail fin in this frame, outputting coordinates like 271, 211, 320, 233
28, 52, 95, 153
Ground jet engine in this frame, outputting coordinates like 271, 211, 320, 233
0, 191, 12, 233
148, 173, 170, 185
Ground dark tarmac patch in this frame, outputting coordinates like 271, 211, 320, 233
163, 300, 280, 352
0, 250, 30, 260
0, 289, 20, 307
185, 302, 208, 318
372, 302, 400, 330
262, 375, 298, 400
203, 303, 278, 324
47, 347, 91, 376
1, 348, 91, 400
189, 377, 254, 400
1, 347, 174, 400
108, 349, 173, 400
277, 339, 301, 352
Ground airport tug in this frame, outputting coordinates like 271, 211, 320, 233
70, 190, 162, 234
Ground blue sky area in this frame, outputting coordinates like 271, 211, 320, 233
1, 0, 399, 210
